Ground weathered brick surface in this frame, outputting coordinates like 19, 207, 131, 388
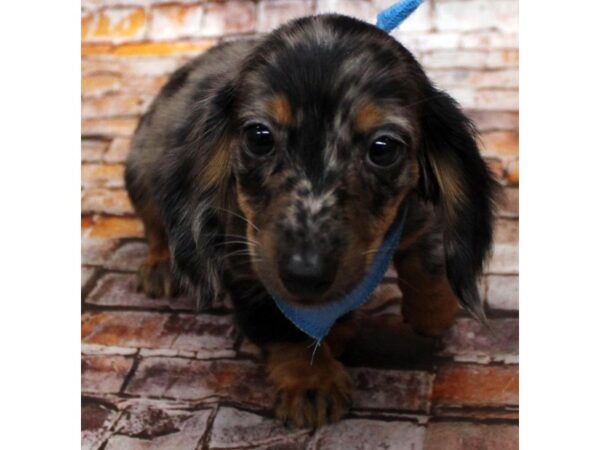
82, 355, 134, 394
125, 357, 274, 407
82, 8, 147, 43
106, 407, 212, 449
210, 406, 310, 448
83, 311, 236, 356
104, 137, 131, 163
149, 3, 204, 41
82, 163, 125, 189
81, 401, 120, 450
486, 275, 519, 311
82, 139, 109, 162
258, 0, 314, 33
308, 419, 426, 450
82, 188, 134, 215
81, 0, 519, 444
104, 241, 147, 271
433, 364, 519, 408
202, 1, 256, 36
425, 422, 518, 450
89, 216, 144, 239
86, 272, 196, 310
440, 319, 518, 363
350, 367, 434, 412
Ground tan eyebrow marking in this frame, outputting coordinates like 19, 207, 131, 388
353, 102, 384, 133
267, 94, 294, 127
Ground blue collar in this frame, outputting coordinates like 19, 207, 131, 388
271, 206, 408, 342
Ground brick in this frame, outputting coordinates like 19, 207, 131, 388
474, 89, 519, 111
425, 422, 518, 450
82, 0, 198, 11
430, 69, 519, 89
121, 75, 168, 96
149, 4, 204, 40
465, 110, 518, 132
82, 163, 125, 189
506, 159, 519, 185
398, 31, 462, 54
350, 367, 434, 413
308, 419, 425, 450
82, 74, 122, 98
82, 267, 97, 291
82, 93, 151, 119
83, 311, 236, 356
316, 0, 375, 21
481, 131, 519, 157
487, 275, 519, 311
487, 243, 518, 274
82, 117, 139, 137
257, 0, 314, 33
107, 406, 212, 450
105, 241, 147, 271
86, 272, 197, 310
461, 31, 519, 50
440, 318, 518, 364
82, 355, 134, 394
382, 0, 433, 32
103, 137, 131, 163
499, 187, 519, 218
82, 139, 109, 162
82, 188, 134, 215
202, 1, 256, 37
432, 364, 518, 408
81, 401, 119, 450
422, 50, 518, 70
210, 407, 309, 448
83, 56, 185, 78
89, 216, 144, 239
82, 40, 217, 57
125, 357, 274, 407
82, 236, 121, 266
82, 8, 147, 43
434, 0, 518, 33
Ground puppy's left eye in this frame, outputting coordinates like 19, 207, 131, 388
367, 136, 404, 168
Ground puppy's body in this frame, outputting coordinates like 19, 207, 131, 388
126, 14, 497, 427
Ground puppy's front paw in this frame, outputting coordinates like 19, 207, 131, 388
136, 259, 179, 298
268, 343, 352, 428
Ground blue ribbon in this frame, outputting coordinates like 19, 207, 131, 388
376, 0, 425, 33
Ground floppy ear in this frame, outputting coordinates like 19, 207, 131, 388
417, 86, 499, 321
156, 80, 238, 309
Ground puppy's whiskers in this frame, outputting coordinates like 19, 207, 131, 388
210, 206, 261, 232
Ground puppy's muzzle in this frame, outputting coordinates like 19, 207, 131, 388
279, 246, 337, 297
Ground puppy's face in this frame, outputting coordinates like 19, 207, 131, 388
230, 17, 425, 305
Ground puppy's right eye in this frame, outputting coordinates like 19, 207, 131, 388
243, 124, 274, 157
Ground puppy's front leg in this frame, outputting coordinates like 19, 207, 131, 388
267, 334, 353, 428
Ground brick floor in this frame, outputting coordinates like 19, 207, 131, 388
82, 234, 519, 448
81, 1, 519, 447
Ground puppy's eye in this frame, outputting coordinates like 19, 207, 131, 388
243, 124, 275, 157
367, 136, 404, 168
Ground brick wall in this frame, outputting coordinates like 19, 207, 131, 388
82, 0, 519, 313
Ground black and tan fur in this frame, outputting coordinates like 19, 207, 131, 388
125, 15, 498, 428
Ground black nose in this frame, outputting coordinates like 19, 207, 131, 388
280, 250, 335, 296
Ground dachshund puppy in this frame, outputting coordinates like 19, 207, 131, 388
125, 14, 497, 427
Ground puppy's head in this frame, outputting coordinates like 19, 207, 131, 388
222, 15, 496, 313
